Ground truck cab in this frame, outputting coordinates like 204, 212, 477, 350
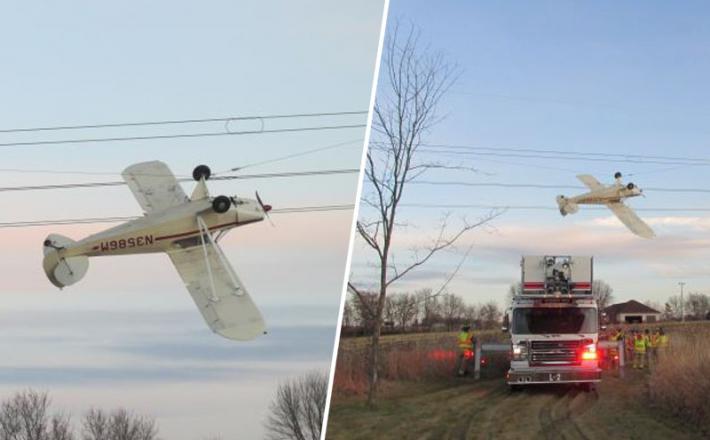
505, 256, 601, 391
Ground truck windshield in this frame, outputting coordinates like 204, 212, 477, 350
512, 308, 597, 334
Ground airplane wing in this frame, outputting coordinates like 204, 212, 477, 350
122, 161, 188, 213
576, 174, 603, 191
606, 202, 655, 239
167, 241, 266, 341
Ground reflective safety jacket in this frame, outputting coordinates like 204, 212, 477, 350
658, 334, 669, 348
649, 333, 660, 348
457, 331, 473, 352
634, 337, 647, 353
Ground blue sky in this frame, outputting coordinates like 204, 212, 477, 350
0, 1, 385, 438
352, 1, 710, 310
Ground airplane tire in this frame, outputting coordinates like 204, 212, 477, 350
212, 195, 231, 213
193, 165, 211, 181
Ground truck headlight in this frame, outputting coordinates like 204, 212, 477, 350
512, 342, 528, 361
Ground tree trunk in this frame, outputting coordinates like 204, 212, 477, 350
366, 255, 389, 406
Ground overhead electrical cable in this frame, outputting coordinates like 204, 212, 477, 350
0, 168, 359, 193
416, 147, 710, 167
215, 138, 364, 173
409, 180, 710, 194
397, 203, 710, 212
0, 138, 364, 177
0, 123, 366, 148
0, 204, 355, 229
0, 110, 368, 134
418, 143, 710, 165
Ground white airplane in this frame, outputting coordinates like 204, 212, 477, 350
556, 172, 655, 239
42, 161, 272, 341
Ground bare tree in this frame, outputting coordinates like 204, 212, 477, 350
350, 22, 499, 405
666, 294, 683, 320
341, 298, 354, 329
685, 292, 710, 320
592, 280, 614, 310
81, 408, 157, 440
479, 302, 502, 330
349, 290, 378, 332
462, 304, 477, 326
263, 371, 327, 440
441, 293, 465, 331
416, 288, 440, 329
391, 293, 418, 331
0, 390, 73, 440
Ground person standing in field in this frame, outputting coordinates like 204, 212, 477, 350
657, 327, 669, 358
644, 328, 652, 366
456, 325, 474, 376
609, 327, 624, 368
626, 328, 636, 363
632, 330, 648, 369
649, 328, 660, 365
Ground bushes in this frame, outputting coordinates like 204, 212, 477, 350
332, 331, 508, 395
648, 332, 710, 433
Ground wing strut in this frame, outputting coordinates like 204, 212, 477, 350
196, 216, 244, 297
197, 216, 220, 302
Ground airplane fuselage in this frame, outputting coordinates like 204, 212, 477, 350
567, 184, 641, 205
58, 197, 264, 259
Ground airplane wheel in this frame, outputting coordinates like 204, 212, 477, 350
193, 165, 211, 181
212, 195, 231, 213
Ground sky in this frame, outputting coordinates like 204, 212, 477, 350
0, 1, 385, 439
351, 0, 710, 312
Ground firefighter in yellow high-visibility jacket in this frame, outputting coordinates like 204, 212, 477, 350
632, 330, 648, 369
657, 327, 669, 358
456, 325, 474, 376
649, 328, 661, 364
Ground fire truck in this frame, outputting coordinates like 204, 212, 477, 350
503, 256, 601, 391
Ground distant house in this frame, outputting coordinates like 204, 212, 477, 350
604, 300, 662, 324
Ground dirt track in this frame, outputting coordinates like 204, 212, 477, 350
326, 370, 704, 440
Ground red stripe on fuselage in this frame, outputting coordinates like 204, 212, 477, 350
155, 219, 260, 241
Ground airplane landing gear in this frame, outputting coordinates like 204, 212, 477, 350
193, 165, 211, 181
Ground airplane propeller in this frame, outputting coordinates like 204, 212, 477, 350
255, 191, 274, 227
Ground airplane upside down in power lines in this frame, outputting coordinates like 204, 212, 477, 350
556, 172, 655, 239
42, 161, 272, 341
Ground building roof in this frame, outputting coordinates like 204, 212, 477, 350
604, 300, 661, 315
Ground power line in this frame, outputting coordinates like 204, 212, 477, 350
0, 138, 364, 177
217, 138, 364, 173
416, 147, 710, 167
410, 180, 710, 194
398, 203, 710, 212
0, 168, 359, 193
0, 204, 354, 229
0, 123, 366, 148
419, 143, 710, 165
0, 111, 368, 134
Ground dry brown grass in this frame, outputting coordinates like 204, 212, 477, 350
648, 329, 710, 434
332, 330, 506, 395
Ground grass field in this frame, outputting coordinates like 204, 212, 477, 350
329, 321, 710, 438
326, 371, 704, 440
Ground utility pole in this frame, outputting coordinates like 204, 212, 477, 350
679, 282, 686, 322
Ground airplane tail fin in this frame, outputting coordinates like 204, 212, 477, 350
556, 195, 579, 216
42, 234, 89, 288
